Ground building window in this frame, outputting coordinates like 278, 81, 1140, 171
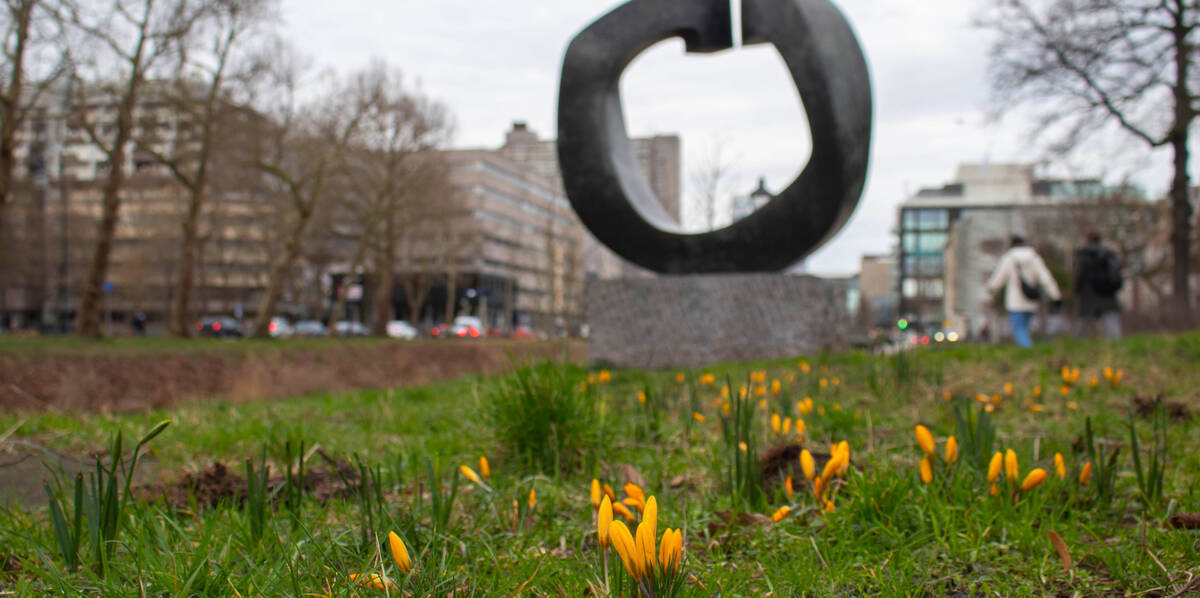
919, 279, 944, 299
902, 278, 918, 298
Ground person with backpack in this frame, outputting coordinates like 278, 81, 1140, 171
986, 235, 1062, 348
1073, 231, 1123, 340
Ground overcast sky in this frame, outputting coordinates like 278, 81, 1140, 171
281, 0, 1173, 274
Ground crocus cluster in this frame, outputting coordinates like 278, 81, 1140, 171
913, 425, 958, 483
597, 494, 685, 597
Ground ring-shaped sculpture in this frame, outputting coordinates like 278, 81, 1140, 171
557, 0, 872, 273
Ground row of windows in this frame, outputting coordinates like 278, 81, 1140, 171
902, 255, 944, 277
901, 278, 944, 299
476, 185, 573, 227
476, 161, 571, 209
901, 231, 948, 255
902, 208, 949, 231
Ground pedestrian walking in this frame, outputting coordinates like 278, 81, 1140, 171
986, 236, 1062, 348
1073, 231, 1123, 340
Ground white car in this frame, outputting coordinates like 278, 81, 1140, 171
448, 315, 483, 339
386, 320, 418, 340
267, 316, 293, 338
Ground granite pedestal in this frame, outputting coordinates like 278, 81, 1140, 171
586, 274, 850, 368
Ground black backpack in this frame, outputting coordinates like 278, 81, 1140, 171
1090, 249, 1123, 295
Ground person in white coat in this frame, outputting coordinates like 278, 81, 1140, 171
986, 236, 1062, 348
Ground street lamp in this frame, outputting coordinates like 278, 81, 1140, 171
750, 177, 772, 210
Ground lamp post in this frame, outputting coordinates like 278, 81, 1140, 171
750, 177, 772, 210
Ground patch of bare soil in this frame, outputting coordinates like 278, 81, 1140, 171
0, 340, 584, 413
1131, 395, 1194, 420
138, 457, 360, 511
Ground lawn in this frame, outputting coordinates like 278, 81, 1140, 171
0, 333, 1198, 596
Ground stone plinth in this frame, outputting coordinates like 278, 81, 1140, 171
586, 274, 850, 368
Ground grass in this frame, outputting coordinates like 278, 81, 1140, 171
0, 332, 1198, 596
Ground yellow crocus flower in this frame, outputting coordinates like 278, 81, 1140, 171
989, 483, 1000, 496
699, 373, 715, 385
459, 465, 488, 490
623, 496, 644, 513
642, 496, 657, 540
1103, 366, 1114, 381
785, 476, 794, 501
945, 436, 959, 464
782, 417, 792, 436
794, 418, 806, 438
635, 519, 656, 576
1033, 385, 1042, 397
693, 412, 706, 423
590, 479, 602, 508
658, 528, 682, 574
819, 378, 828, 389
771, 379, 782, 395
624, 483, 645, 502
598, 496, 613, 549
1019, 468, 1047, 492
350, 573, 396, 591
770, 506, 792, 523
1054, 453, 1066, 479
1003, 382, 1013, 396
479, 456, 491, 479
800, 449, 815, 481
603, 483, 616, 502
738, 441, 748, 452
609, 520, 640, 580
612, 500, 637, 523
675, 372, 685, 383
824, 500, 836, 513
987, 452, 1003, 484
1004, 450, 1019, 483
388, 531, 412, 573
771, 413, 781, 433
528, 488, 536, 509
1079, 461, 1093, 486
919, 456, 933, 483
915, 425, 936, 457
598, 370, 612, 383
813, 476, 825, 499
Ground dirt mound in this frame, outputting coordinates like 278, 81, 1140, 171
0, 340, 584, 413
140, 458, 360, 511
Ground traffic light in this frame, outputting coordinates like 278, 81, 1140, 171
897, 318, 909, 330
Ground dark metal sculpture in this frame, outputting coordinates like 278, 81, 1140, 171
557, 0, 872, 273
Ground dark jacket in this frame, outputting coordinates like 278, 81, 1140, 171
1074, 242, 1121, 316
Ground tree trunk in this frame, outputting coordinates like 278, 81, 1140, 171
1168, 134, 1193, 319
1170, 17, 1194, 320
444, 266, 457, 323
0, 0, 33, 273
371, 244, 394, 337
78, 101, 135, 338
326, 237, 368, 336
249, 215, 307, 338
167, 185, 204, 337
402, 272, 430, 326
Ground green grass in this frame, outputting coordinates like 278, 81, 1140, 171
1, 333, 1198, 596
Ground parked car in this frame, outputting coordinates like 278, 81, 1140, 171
429, 322, 449, 338
508, 325, 535, 340
334, 320, 370, 337
386, 320, 418, 340
448, 315, 483, 339
195, 315, 243, 338
293, 320, 327, 337
266, 316, 293, 338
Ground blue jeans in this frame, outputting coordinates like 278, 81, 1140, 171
1009, 311, 1034, 348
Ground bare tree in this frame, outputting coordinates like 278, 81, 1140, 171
1, 0, 63, 259
244, 62, 381, 338
981, 0, 1200, 317
689, 141, 736, 231
65, 0, 201, 337
134, 0, 273, 337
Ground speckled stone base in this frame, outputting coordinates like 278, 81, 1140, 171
586, 274, 850, 368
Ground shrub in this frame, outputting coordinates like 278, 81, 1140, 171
486, 361, 598, 476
